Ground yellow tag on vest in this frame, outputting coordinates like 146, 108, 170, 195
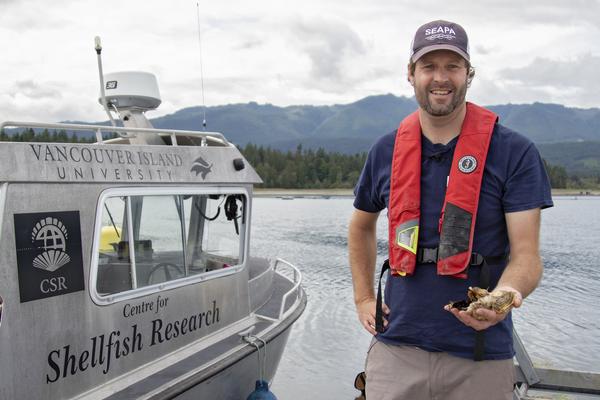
395, 224, 419, 254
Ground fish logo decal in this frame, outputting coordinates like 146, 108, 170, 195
191, 156, 213, 180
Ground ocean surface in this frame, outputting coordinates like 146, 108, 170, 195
249, 196, 600, 400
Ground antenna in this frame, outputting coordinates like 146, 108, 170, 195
95, 36, 117, 127
196, 2, 207, 130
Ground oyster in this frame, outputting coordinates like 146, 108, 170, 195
448, 287, 515, 321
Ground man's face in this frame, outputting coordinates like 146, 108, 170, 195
409, 50, 469, 117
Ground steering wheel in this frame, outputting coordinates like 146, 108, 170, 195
147, 262, 184, 284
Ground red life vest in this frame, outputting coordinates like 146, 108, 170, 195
388, 102, 497, 278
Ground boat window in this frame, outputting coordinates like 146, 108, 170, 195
95, 192, 246, 297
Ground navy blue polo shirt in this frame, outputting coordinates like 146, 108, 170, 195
354, 123, 553, 360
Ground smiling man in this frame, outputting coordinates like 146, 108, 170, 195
348, 20, 553, 399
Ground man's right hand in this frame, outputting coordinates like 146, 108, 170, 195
355, 297, 389, 335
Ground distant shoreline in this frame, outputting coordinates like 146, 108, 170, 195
254, 188, 354, 197
550, 189, 600, 196
254, 188, 600, 197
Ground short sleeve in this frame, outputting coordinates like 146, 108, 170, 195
353, 132, 395, 212
353, 150, 384, 212
503, 141, 554, 213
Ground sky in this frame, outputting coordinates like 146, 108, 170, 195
1, 0, 599, 123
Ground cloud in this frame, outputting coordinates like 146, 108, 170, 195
0, 0, 17, 5
0, 90, 96, 123
500, 54, 600, 88
9, 80, 62, 100
290, 17, 367, 89
0, 79, 97, 122
1, 0, 599, 122
474, 45, 492, 56
392, 0, 600, 27
479, 0, 600, 26
0, 0, 72, 30
468, 54, 600, 108
234, 39, 263, 50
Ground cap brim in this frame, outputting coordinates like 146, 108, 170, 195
411, 44, 469, 63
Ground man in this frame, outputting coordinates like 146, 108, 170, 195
348, 20, 553, 400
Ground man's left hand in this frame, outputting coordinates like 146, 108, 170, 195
444, 287, 522, 331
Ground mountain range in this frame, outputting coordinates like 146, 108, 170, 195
65, 94, 600, 175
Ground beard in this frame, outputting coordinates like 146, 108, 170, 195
415, 80, 468, 117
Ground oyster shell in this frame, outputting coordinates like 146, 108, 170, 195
448, 287, 515, 321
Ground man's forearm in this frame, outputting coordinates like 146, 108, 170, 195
348, 215, 378, 304
496, 253, 542, 299
497, 209, 544, 300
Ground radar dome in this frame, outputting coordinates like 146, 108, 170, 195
99, 71, 161, 111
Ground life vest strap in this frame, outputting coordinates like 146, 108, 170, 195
474, 257, 492, 361
375, 259, 390, 333
416, 247, 507, 267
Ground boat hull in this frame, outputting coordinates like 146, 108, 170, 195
103, 286, 307, 400
174, 319, 293, 400
0, 135, 306, 400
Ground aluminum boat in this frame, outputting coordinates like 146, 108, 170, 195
0, 42, 306, 400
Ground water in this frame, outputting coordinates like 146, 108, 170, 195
249, 196, 600, 399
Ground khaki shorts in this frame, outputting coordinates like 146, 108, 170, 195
365, 339, 515, 400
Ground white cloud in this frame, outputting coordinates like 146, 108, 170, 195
0, 0, 599, 122
469, 54, 600, 108
9, 80, 62, 100
290, 17, 367, 87
500, 54, 600, 89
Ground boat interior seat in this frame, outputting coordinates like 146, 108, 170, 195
117, 239, 153, 261
96, 243, 241, 295
97, 262, 132, 294
95, 241, 137, 294
97, 240, 157, 294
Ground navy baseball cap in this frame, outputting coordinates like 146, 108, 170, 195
410, 20, 470, 62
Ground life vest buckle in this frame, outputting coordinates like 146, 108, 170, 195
470, 252, 485, 266
417, 247, 438, 264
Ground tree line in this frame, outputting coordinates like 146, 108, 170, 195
0, 128, 96, 143
0, 129, 583, 189
241, 144, 366, 189
543, 160, 568, 189
240, 144, 574, 189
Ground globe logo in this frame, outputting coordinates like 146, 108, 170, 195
31, 217, 71, 272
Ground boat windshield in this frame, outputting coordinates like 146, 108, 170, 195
95, 192, 245, 297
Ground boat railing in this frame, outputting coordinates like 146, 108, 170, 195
0, 120, 231, 147
273, 258, 303, 321
513, 329, 600, 398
